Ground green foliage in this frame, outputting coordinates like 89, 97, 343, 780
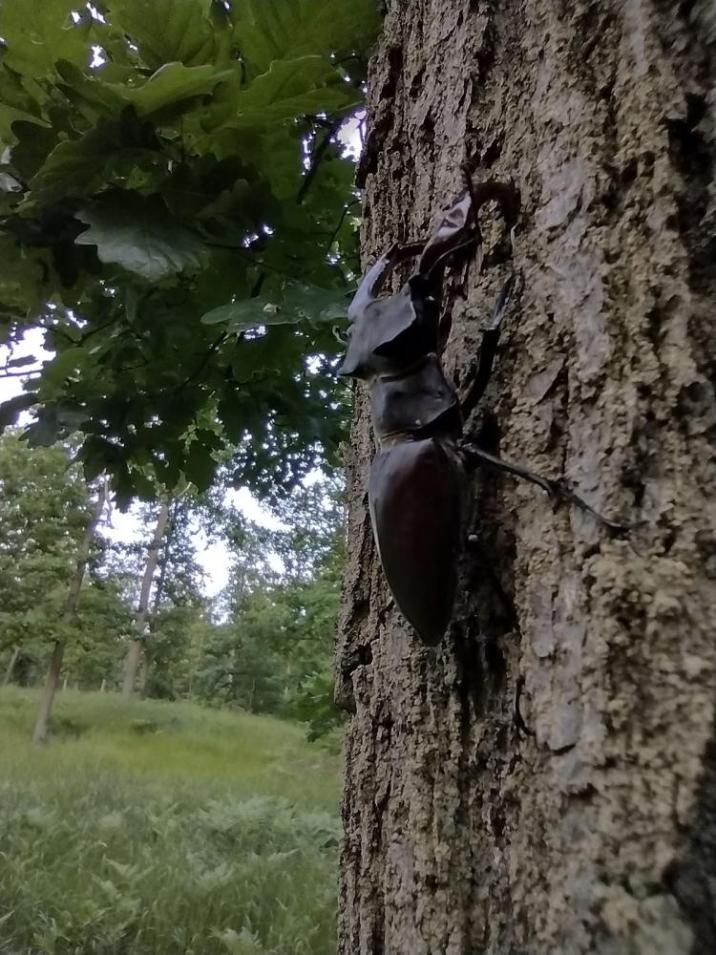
75, 193, 207, 280
0, 0, 379, 497
0, 429, 135, 693
201, 279, 351, 330
144, 605, 214, 699
0, 688, 340, 955
0, 431, 89, 564
0, 431, 95, 653
62, 577, 133, 686
230, 0, 382, 75
290, 666, 344, 742
105, 0, 219, 69
199, 616, 286, 712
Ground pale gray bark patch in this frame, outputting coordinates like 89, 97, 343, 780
337, 1, 716, 952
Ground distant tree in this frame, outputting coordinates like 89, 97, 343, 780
199, 613, 286, 713
278, 537, 346, 738
121, 486, 223, 697
144, 494, 215, 699
33, 480, 108, 743
3, 646, 20, 685
0, 432, 91, 661
143, 605, 214, 700
121, 498, 170, 697
0, 430, 127, 738
199, 476, 345, 729
62, 575, 133, 688
0, 430, 94, 696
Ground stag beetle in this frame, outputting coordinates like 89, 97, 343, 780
340, 180, 633, 646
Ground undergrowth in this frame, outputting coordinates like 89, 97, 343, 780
0, 688, 341, 955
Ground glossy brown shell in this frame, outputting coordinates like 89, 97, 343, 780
369, 436, 466, 645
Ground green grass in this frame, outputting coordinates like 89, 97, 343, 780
0, 688, 342, 955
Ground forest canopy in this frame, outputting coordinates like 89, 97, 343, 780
0, 0, 380, 501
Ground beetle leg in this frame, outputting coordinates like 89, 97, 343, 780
460, 272, 520, 419
460, 443, 640, 532
460, 170, 521, 238
426, 235, 482, 279
332, 324, 348, 345
418, 191, 476, 276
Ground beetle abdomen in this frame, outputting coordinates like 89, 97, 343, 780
368, 436, 466, 645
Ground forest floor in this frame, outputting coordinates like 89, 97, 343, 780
0, 688, 342, 955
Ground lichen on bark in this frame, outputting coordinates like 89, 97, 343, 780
336, 2, 716, 952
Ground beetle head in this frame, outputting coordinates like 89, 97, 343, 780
340, 182, 521, 380
339, 190, 481, 380
339, 270, 439, 380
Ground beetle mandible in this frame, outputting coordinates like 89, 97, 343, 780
340, 180, 633, 646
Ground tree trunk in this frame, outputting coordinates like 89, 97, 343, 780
3, 646, 20, 685
32, 640, 65, 745
122, 499, 170, 698
136, 497, 178, 697
337, 3, 716, 952
32, 479, 108, 744
152, 498, 178, 613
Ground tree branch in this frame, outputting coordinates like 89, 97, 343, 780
325, 199, 360, 253
173, 334, 228, 394
0, 368, 40, 379
297, 118, 344, 206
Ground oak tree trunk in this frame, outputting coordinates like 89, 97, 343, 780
32, 480, 108, 744
336, 3, 716, 952
122, 499, 170, 698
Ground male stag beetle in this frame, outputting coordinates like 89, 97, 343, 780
340, 179, 633, 646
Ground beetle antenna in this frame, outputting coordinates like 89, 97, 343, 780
459, 273, 520, 419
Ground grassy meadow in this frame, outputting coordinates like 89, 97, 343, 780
0, 688, 342, 955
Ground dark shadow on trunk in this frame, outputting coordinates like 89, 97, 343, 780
669, 707, 716, 949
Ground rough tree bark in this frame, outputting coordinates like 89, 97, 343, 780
32, 479, 108, 744
122, 499, 170, 698
336, 3, 716, 952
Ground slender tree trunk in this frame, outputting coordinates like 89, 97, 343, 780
32, 480, 108, 744
32, 640, 65, 745
122, 499, 170, 698
135, 651, 148, 698
136, 497, 178, 697
152, 499, 178, 614
337, 3, 716, 952
3, 646, 20, 685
